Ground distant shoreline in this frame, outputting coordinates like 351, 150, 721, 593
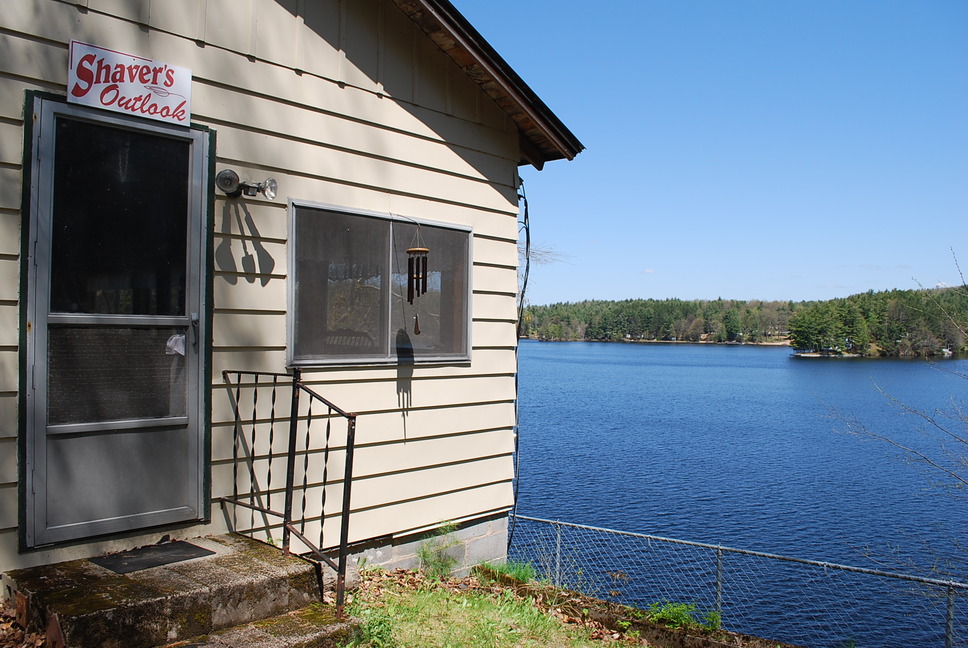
523, 337, 792, 347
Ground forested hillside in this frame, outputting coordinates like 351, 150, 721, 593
521, 287, 968, 357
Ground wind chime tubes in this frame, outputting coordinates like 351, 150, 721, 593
407, 245, 429, 334
407, 247, 429, 304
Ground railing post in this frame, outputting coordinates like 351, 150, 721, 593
946, 584, 955, 648
715, 547, 724, 618
282, 368, 302, 556
335, 414, 357, 617
554, 520, 562, 588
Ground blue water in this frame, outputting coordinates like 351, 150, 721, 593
516, 340, 968, 577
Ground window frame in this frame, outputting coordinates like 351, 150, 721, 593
287, 200, 473, 367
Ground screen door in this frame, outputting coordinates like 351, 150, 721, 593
24, 99, 209, 547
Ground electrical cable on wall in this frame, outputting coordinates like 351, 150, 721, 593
508, 180, 530, 550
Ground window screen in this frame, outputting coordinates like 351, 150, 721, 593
290, 205, 470, 365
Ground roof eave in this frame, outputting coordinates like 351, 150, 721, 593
391, 0, 584, 168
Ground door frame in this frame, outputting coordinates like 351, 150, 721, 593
19, 93, 215, 549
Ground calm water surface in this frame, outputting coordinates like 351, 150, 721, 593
516, 340, 968, 573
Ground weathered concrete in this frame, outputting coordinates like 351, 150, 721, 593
157, 604, 358, 648
350, 513, 508, 576
2, 535, 355, 648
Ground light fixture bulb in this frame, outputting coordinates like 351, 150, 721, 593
261, 178, 278, 201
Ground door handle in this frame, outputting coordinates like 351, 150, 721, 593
191, 312, 199, 349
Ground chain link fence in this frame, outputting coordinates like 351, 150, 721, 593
508, 514, 968, 648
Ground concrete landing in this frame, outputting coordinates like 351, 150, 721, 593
3, 535, 353, 648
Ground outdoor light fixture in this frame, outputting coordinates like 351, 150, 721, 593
215, 169, 278, 200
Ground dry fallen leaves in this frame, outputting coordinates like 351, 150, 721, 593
0, 603, 46, 648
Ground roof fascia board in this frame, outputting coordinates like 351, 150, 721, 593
401, 0, 584, 165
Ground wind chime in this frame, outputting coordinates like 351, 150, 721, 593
406, 229, 429, 335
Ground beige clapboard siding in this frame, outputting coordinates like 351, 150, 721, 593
212, 236, 287, 282
212, 312, 286, 348
0, 258, 17, 304
225, 481, 513, 550
0, 34, 68, 90
208, 207, 516, 277
84, 0, 503, 129
0, 123, 23, 165
210, 263, 515, 319
473, 236, 519, 269
207, 430, 514, 493
311, 456, 514, 516
0, 394, 15, 439
213, 276, 286, 313
211, 122, 513, 215
212, 338, 515, 384
473, 320, 517, 348
209, 400, 514, 460
0, 305, 17, 346
211, 357, 516, 417
474, 264, 518, 295
0, 214, 19, 256
8, 2, 514, 160
355, 431, 514, 479
0, 484, 14, 529
211, 348, 517, 423
0, 169, 21, 212
212, 430, 512, 491
210, 397, 515, 454
347, 483, 513, 542
0, 350, 15, 392
0, 437, 15, 536
212, 455, 514, 528
217, 374, 514, 418
210, 176, 517, 242
194, 83, 511, 189
473, 293, 518, 322
0, 76, 63, 120
212, 198, 287, 243
0, 437, 13, 479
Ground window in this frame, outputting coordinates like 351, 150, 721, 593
289, 203, 471, 365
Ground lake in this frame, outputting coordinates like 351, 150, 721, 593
513, 340, 968, 633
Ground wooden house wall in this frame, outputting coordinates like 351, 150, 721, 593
0, 0, 521, 567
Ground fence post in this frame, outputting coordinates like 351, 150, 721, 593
715, 547, 724, 618
947, 584, 955, 648
282, 368, 302, 556
554, 520, 562, 588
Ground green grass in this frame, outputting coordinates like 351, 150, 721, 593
478, 560, 539, 583
645, 601, 721, 633
343, 570, 604, 648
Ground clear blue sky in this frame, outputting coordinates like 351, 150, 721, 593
454, 1, 968, 305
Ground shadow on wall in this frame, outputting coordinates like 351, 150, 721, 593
396, 329, 414, 438
215, 200, 275, 285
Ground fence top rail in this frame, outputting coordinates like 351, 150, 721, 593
222, 369, 291, 380
222, 369, 356, 420
296, 383, 356, 420
512, 514, 968, 591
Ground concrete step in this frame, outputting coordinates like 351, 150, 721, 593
4, 535, 336, 648
157, 604, 357, 648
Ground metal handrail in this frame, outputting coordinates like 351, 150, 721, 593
220, 368, 357, 615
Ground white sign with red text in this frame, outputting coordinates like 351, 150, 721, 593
68, 41, 191, 125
